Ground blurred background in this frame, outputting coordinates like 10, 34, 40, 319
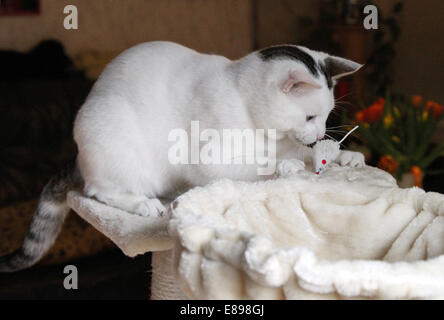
0, 0, 443, 299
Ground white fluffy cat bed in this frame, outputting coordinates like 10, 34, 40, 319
67, 164, 444, 299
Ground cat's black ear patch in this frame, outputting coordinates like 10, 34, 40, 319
259, 45, 319, 77
324, 56, 363, 80
318, 63, 333, 89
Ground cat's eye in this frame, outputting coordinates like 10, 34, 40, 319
306, 115, 316, 122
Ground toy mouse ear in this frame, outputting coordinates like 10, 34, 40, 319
325, 56, 363, 80
282, 70, 322, 93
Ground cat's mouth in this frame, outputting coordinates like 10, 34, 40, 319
287, 131, 316, 147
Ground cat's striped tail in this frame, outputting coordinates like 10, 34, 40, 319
0, 159, 82, 272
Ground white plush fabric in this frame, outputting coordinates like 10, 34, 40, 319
67, 191, 186, 299
151, 250, 188, 300
67, 191, 173, 256
169, 165, 444, 299
67, 164, 444, 299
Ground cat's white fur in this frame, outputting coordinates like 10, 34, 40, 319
74, 41, 364, 216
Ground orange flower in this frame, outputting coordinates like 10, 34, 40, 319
378, 155, 399, 174
411, 95, 423, 107
410, 166, 423, 188
368, 102, 384, 123
375, 97, 386, 105
356, 111, 365, 122
425, 100, 444, 118
355, 97, 385, 124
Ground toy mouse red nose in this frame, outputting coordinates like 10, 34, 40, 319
322, 159, 327, 165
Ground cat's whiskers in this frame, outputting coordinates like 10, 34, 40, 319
327, 125, 352, 129
335, 100, 353, 107
326, 129, 347, 134
330, 108, 343, 116
335, 91, 353, 102
324, 133, 338, 142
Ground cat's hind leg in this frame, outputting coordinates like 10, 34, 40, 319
91, 190, 166, 217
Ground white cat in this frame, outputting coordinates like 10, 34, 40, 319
0, 41, 364, 271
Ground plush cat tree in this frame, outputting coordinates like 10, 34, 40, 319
66, 192, 185, 299
67, 164, 444, 299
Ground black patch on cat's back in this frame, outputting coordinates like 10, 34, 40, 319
259, 45, 319, 77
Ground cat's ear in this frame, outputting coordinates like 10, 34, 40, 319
325, 56, 363, 80
282, 70, 322, 94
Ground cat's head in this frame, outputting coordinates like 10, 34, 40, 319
248, 45, 362, 145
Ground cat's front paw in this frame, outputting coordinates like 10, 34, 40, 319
337, 150, 365, 167
134, 198, 166, 217
276, 159, 305, 177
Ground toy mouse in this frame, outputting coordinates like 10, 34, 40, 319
313, 125, 359, 175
